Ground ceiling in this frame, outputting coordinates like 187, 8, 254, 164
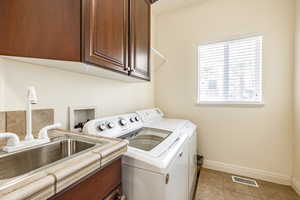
152, 0, 205, 15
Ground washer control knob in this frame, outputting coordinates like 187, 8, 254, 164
135, 116, 140, 122
130, 118, 135, 123
98, 124, 106, 131
107, 122, 115, 129
119, 119, 128, 126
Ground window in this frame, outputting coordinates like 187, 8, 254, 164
197, 36, 263, 104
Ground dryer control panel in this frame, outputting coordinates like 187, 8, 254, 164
136, 108, 164, 123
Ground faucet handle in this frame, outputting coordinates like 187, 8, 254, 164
0, 132, 20, 146
38, 123, 62, 140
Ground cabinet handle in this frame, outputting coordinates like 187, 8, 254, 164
130, 67, 135, 72
116, 195, 126, 200
165, 173, 170, 184
103, 187, 123, 200
179, 152, 183, 157
119, 195, 126, 200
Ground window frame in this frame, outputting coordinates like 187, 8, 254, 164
196, 35, 264, 106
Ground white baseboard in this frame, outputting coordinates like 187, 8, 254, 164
292, 178, 300, 195
203, 159, 291, 185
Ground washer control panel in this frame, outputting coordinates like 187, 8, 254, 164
136, 108, 164, 123
83, 113, 143, 138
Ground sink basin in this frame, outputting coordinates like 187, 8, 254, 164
0, 135, 99, 180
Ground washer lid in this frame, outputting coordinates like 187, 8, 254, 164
122, 132, 189, 173
118, 128, 172, 152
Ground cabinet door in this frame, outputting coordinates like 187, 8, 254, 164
49, 159, 122, 200
83, 0, 129, 74
129, 0, 151, 80
0, 0, 81, 61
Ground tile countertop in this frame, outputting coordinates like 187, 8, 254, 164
0, 129, 128, 200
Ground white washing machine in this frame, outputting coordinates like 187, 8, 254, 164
136, 108, 198, 200
83, 113, 192, 200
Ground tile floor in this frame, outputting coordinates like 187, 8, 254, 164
195, 168, 300, 200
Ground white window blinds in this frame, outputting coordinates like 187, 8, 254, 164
198, 36, 263, 104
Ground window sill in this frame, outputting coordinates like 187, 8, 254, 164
196, 101, 265, 107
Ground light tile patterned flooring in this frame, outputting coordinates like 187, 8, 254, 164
195, 168, 300, 200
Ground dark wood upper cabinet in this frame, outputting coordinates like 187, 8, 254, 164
83, 0, 129, 74
0, 0, 153, 81
129, 0, 151, 80
0, 0, 81, 61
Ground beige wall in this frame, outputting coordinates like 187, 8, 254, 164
0, 58, 154, 129
154, 0, 295, 179
294, 0, 300, 189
